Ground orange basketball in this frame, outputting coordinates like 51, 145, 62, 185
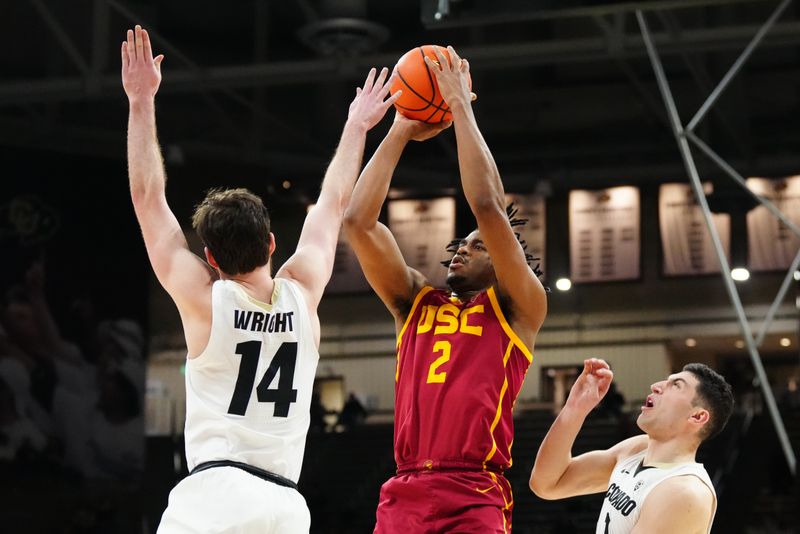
390, 45, 473, 123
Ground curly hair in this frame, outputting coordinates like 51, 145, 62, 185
441, 203, 545, 279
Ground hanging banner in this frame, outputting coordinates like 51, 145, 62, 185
659, 183, 730, 276
505, 193, 546, 278
388, 198, 455, 288
569, 186, 640, 283
326, 228, 370, 294
747, 176, 800, 271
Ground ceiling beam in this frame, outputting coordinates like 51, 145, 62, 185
2, 19, 800, 106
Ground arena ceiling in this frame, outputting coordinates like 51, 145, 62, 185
2, 0, 799, 199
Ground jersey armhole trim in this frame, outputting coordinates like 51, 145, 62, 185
396, 286, 435, 348
487, 286, 533, 363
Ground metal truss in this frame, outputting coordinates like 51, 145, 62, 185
636, 0, 797, 476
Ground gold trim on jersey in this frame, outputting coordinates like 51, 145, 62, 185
395, 286, 435, 382
396, 286, 435, 348
486, 286, 533, 363
231, 278, 281, 311
484, 342, 513, 466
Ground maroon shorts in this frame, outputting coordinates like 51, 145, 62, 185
373, 470, 514, 534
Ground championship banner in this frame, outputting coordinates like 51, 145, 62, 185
569, 186, 640, 283
505, 193, 546, 278
388, 197, 455, 288
326, 228, 370, 294
659, 183, 730, 276
747, 176, 800, 271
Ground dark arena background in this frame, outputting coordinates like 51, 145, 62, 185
1, 0, 799, 532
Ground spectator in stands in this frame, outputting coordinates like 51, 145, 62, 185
531, 359, 734, 534
336, 393, 367, 431
309, 392, 328, 434
597, 381, 626, 420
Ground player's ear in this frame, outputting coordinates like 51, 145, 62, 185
205, 247, 219, 269
268, 232, 276, 257
689, 408, 710, 431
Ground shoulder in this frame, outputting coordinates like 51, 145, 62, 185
644, 474, 714, 519
609, 435, 649, 463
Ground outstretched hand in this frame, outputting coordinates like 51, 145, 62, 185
121, 25, 164, 103
565, 358, 614, 415
347, 67, 402, 132
424, 45, 473, 111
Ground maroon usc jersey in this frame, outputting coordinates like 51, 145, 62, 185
393, 286, 533, 473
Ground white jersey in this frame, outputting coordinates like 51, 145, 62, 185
183, 278, 318, 483
596, 451, 717, 534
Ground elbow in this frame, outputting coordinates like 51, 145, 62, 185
529, 476, 558, 500
343, 208, 368, 236
471, 195, 506, 219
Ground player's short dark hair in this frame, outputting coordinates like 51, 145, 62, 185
683, 363, 734, 442
192, 188, 271, 275
441, 203, 545, 279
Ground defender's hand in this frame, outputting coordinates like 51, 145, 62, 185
121, 25, 164, 103
347, 67, 402, 132
565, 358, 614, 415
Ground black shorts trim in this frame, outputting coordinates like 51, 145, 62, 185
191, 460, 299, 491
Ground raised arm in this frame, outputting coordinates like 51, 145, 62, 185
276, 68, 401, 309
426, 47, 546, 334
122, 25, 214, 320
343, 114, 450, 319
530, 359, 647, 499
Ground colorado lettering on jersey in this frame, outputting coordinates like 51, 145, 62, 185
604, 483, 638, 516
233, 309, 294, 333
416, 304, 485, 336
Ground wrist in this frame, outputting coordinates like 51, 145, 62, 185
128, 97, 156, 113
343, 118, 369, 137
448, 98, 472, 118
387, 121, 415, 143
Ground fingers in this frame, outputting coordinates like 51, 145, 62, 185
154, 54, 164, 68
447, 45, 461, 65
432, 46, 448, 71
127, 29, 135, 60
135, 25, 144, 62
383, 90, 402, 108
377, 71, 396, 100
470, 92, 477, 102
362, 67, 377, 94
121, 41, 129, 69
142, 28, 153, 60
373, 67, 389, 91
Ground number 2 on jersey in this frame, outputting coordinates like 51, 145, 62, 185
227, 340, 298, 417
427, 340, 451, 383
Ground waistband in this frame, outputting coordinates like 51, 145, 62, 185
191, 460, 299, 491
396, 459, 504, 475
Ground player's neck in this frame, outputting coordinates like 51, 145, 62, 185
221, 264, 275, 303
643, 436, 698, 467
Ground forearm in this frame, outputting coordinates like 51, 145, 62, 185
531, 406, 588, 496
316, 120, 369, 217
345, 125, 409, 228
127, 99, 166, 203
450, 102, 504, 212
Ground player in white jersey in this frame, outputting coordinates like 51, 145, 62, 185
530, 359, 734, 534
121, 24, 401, 533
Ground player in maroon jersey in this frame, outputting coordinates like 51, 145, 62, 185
344, 46, 548, 533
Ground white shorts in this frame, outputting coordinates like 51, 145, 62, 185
157, 466, 310, 534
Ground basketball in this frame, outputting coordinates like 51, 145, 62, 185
390, 45, 473, 123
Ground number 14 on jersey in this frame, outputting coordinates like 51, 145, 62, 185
227, 341, 299, 418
